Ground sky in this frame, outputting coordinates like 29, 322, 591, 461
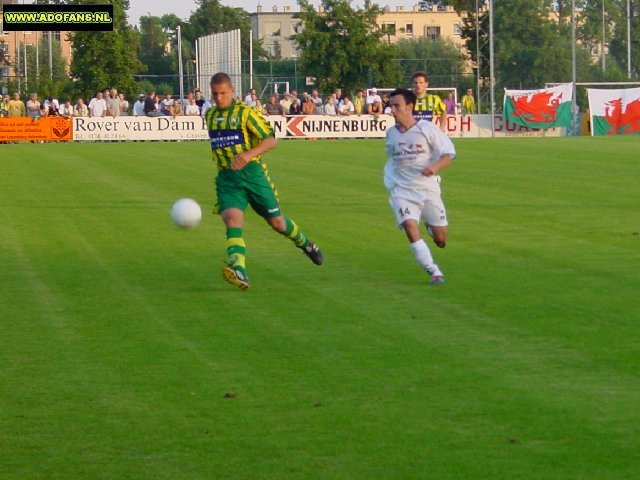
126, 0, 409, 27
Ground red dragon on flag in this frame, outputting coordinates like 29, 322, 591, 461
504, 84, 573, 129
587, 87, 640, 135
603, 98, 640, 134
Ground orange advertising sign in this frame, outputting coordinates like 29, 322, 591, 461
0, 117, 72, 141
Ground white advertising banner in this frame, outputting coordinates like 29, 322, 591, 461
73, 116, 209, 141
72, 114, 563, 142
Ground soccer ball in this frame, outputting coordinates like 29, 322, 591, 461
171, 198, 202, 228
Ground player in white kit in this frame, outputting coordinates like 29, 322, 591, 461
383, 88, 456, 285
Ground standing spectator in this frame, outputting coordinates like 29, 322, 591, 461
153, 94, 162, 113
133, 94, 145, 116
143, 91, 162, 117
44, 97, 59, 114
412, 71, 447, 131
59, 100, 74, 117
310, 89, 323, 113
461, 88, 476, 114
333, 88, 343, 111
265, 95, 285, 115
368, 97, 383, 116
338, 95, 355, 116
172, 98, 183, 116
194, 89, 205, 113
381, 93, 391, 114
8, 93, 26, 117
323, 95, 337, 116
289, 97, 302, 115
26, 93, 41, 119
301, 94, 316, 115
254, 99, 265, 114
47, 102, 60, 116
88, 91, 107, 117
280, 92, 292, 112
185, 98, 201, 116
106, 88, 121, 117
444, 92, 456, 115
119, 92, 129, 115
365, 87, 381, 111
201, 94, 215, 116
0, 95, 10, 117
244, 88, 257, 106
74, 98, 89, 117
39, 104, 49, 117
182, 92, 194, 111
353, 90, 366, 115
161, 92, 174, 116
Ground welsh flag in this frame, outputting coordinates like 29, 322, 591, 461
587, 87, 640, 135
504, 83, 573, 129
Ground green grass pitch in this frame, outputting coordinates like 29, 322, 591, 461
1, 137, 639, 479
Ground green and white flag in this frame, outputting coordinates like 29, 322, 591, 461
587, 87, 640, 136
504, 83, 573, 129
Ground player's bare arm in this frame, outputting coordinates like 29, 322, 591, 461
422, 154, 453, 176
231, 136, 277, 170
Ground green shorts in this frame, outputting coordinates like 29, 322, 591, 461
215, 161, 281, 218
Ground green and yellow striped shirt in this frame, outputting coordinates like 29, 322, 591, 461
413, 94, 446, 122
204, 100, 274, 171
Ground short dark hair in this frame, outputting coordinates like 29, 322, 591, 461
390, 88, 416, 108
210, 72, 232, 86
412, 71, 428, 82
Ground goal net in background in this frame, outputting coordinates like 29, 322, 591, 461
196, 29, 242, 101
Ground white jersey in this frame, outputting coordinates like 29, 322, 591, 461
88, 97, 107, 117
384, 119, 456, 200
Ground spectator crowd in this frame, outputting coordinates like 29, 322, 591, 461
0, 85, 477, 120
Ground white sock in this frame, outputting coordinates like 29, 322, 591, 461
410, 239, 442, 276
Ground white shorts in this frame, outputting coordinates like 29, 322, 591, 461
389, 190, 448, 228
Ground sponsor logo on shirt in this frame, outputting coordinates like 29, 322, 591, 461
209, 128, 244, 149
390, 141, 426, 161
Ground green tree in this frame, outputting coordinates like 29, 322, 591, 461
66, 0, 143, 99
393, 37, 468, 87
24, 34, 71, 99
607, 0, 640, 78
292, 0, 401, 94
138, 15, 177, 92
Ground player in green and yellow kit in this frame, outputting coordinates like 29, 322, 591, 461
205, 72, 323, 290
412, 71, 447, 132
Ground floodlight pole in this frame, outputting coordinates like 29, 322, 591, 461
35, 31, 39, 80
475, 0, 481, 114
23, 36, 27, 92
627, 0, 632, 79
249, 29, 253, 89
571, 0, 578, 134
489, 0, 495, 136
195, 39, 199, 92
602, 0, 606, 72
48, 31, 53, 82
177, 25, 185, 107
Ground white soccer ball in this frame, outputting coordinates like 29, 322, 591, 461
171, 198, 202, 228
